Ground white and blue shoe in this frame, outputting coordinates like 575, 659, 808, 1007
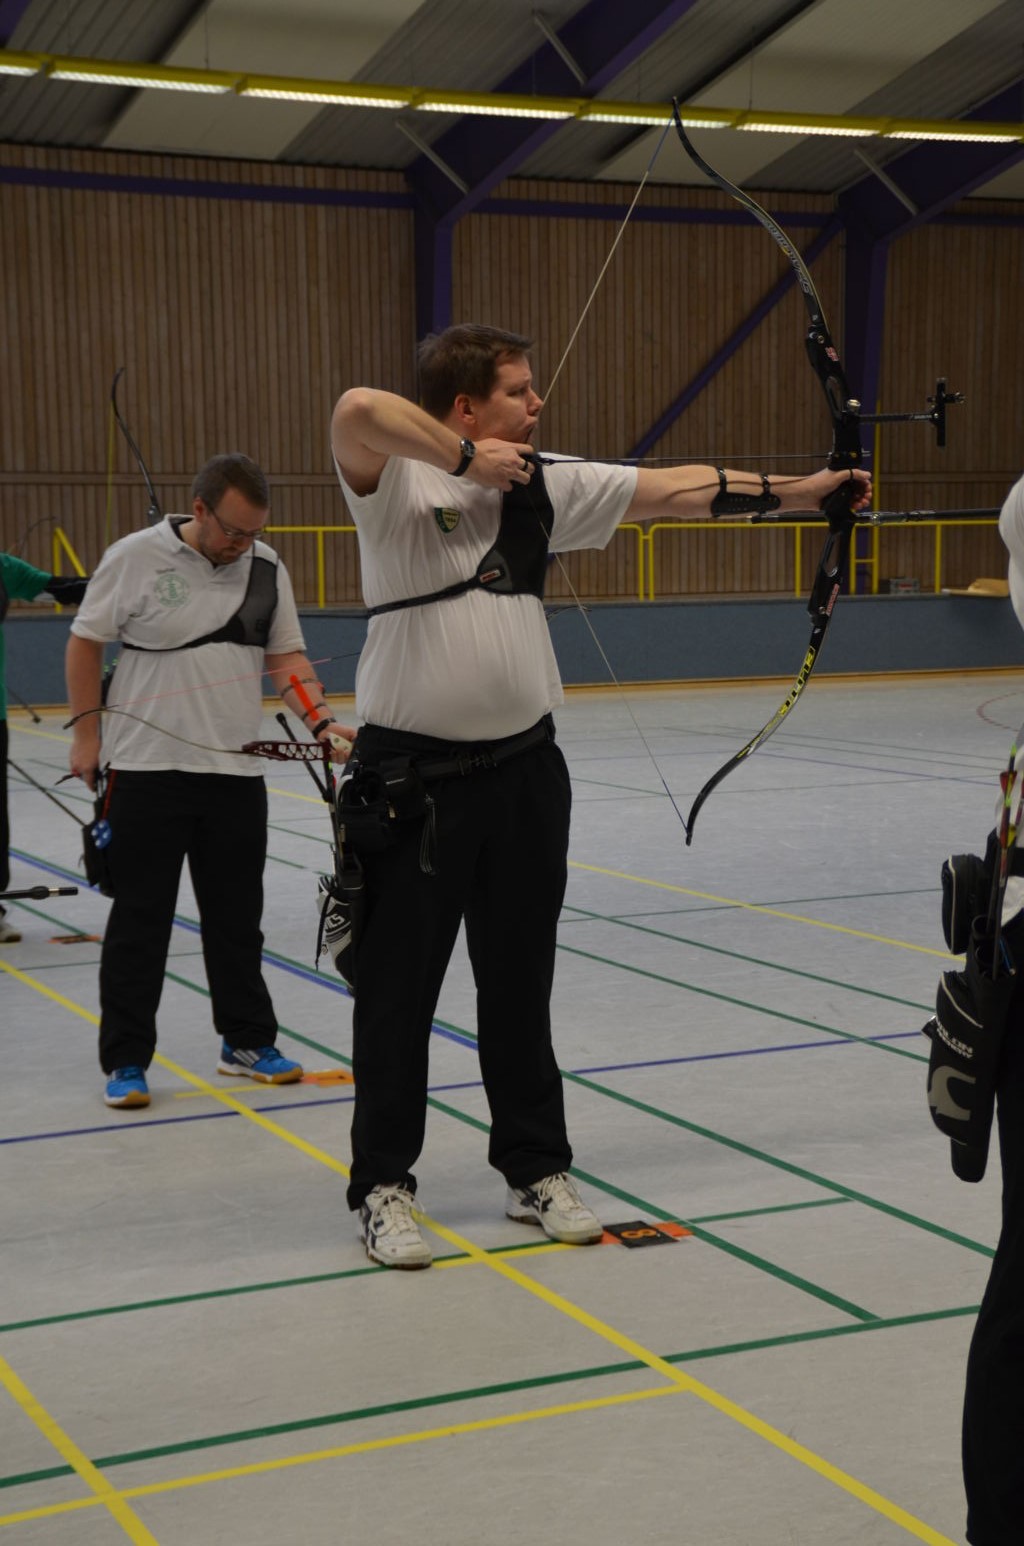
506, 1172, 603, 1244
217, 1042, 303, 1084
358, 1184, 432, 1269
104, 1067, 150, 1108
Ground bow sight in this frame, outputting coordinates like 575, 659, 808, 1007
860, 377, 965, 449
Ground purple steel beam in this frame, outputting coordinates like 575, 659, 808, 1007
839, 76, 1024, 240
409, 0, 700, 335
0, 0, 34, 45
843, 229, 891, 593
415, 206, 454, 334
842, 225, 890, 422
0, 163, 413, 207
408, 0, 700, 225
628, 217, 843, 460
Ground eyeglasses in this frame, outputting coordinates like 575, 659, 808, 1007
204, 504, 269, 542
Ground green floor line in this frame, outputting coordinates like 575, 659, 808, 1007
264, 851, 308, 871
556, 940, 928, 1062
420, 1096, 877, 1320
0, 1302, 981, 1494
566, 1106, 994, 1258
0, 1239, 560, 1336
561, 903, 933, 1011
691, 1197, 852, 1224
0, 1208, 850, 1339
13, 891, 995, 1288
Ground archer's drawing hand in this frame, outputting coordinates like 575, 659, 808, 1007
464, 440, 535, 491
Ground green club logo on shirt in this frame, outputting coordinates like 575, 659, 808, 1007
154, 572, 190, 607
434, 506, 460, 534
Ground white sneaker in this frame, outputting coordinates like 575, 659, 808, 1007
506, 1172, 603, 1245
358, 1184, 432, 1269
0, 908, 21, 944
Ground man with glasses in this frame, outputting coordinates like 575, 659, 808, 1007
66, 453, 353, 1109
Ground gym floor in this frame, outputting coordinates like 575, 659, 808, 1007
1, 671, 1014, 1546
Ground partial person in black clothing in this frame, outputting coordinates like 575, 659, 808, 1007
0, 552, 88, 940
962, 470, 1024, 1544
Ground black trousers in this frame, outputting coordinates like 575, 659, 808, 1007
963, 997, 1024, 1544
346, 725, 574, 1210
98, 770, 278, 1072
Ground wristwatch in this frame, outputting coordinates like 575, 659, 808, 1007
451, 437, 476, 477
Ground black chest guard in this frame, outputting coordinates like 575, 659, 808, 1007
122, 551, 279, 654
366, 458, 555, 618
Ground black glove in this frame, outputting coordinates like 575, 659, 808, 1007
43, 575, 89, 604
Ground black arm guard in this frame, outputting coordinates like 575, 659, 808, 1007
710, 469, 782, 517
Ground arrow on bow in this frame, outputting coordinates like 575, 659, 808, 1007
670, 100, 963, 844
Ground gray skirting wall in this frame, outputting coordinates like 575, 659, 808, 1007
6, 594, 1024, 712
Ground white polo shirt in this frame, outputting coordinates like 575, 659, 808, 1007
338, 454, 636, 741
71, 516, 306, 774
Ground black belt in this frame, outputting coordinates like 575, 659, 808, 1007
354, 715, 555, 782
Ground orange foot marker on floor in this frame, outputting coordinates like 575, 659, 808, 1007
601, 1221, 691, 1247
301, 1069, 355, 1085
49, 934, 103, 944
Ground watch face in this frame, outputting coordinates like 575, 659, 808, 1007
460, 438, 475, 458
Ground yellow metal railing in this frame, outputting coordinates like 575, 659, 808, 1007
642, 518, 999, 601
642, 520, 813, 601
48, 527, 88, 609
42, 517, 1000, 609
262, 524, 357, 609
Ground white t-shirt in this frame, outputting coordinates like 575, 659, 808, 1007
1000, 474, 1024, 633
338, 454, 636, 740
71, 516, 306, 774
997, 476, 1024, 920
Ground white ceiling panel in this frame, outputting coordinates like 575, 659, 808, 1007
598, 0, 1011, 189
102, 0, 423, 159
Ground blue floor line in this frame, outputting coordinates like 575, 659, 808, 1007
3, 851, 923, 1149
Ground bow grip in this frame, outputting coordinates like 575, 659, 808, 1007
807, 482, 858, 621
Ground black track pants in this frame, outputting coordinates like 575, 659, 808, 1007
963, 995, 1024, 1543
346, 735, 574, 1210
98, 770, 278, 1071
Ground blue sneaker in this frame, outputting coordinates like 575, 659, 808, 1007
104, 1067, 150, 1109
217, 1042, 303, 1084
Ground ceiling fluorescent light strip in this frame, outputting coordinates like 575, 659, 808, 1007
884, 119, 1023, 142
240, 76, 412, 108
737, 111, 877, 137
579, 102, 733, 128
48, 55, 235, 93
0, 50, 44, 76
4, 54, 1022, 138
413, 91, 578, 120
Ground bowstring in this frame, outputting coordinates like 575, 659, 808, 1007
534, 109, 703, 837
543, 115, 674, 408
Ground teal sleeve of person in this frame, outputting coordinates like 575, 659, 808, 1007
0, 551, 56, 721
0, 551, 52, 602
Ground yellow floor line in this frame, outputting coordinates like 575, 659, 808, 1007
0, 960, 957, 1544
569, 859, 952, 958
1, 1387, 678, 1528
0, 1354, 159, 1543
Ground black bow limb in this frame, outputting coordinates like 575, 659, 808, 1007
670, 100, 962, 844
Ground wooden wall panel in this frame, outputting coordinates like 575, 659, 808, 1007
1, 144, 1020, 612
